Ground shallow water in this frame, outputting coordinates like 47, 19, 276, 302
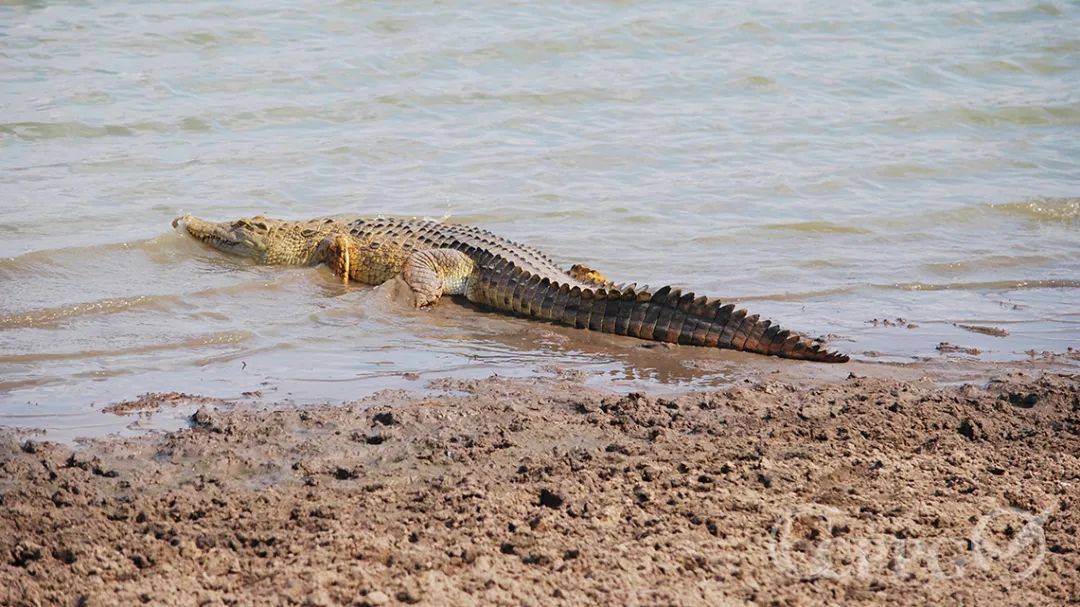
1, 1, 1078, 438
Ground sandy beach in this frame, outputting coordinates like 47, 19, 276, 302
2, 366, 1076, 606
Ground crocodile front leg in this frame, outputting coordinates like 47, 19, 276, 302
402, 249, 475, 307
323, 234, 475, 307
323, 233, 408, 286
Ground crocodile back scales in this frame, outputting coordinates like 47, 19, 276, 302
345, 217, 848, 363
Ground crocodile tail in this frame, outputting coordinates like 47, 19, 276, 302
469, 264, 848, 363
581, 283, 848, 363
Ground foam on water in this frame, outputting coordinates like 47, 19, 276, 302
1, 0, 1078, 438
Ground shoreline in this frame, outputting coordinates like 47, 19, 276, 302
2, 367, 1077, 605
5, 342, 1078, 443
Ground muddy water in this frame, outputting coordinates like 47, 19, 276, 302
1, 1, 1078, 438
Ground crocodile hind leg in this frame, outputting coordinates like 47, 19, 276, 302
568, 264, 613, 286
401, 249, 476, 307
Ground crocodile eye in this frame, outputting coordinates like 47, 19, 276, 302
253, 222, 268, 231
300, 228, 316, 237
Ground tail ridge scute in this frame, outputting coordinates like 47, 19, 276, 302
480, 269, 848, 363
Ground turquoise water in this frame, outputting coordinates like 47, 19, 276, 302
1, 1, 1078, 436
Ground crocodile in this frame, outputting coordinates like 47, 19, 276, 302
174, 214, 849, 362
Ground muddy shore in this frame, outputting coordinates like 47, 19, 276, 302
2, 370, 1078, 606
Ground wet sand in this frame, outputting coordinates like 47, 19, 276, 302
2, 367, 1078, 606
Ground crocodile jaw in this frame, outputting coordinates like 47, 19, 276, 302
173, 214, 279, 263
173, 214, 326, 265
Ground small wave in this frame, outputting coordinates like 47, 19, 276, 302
737, 21, 770, 33
949, 58, 1027, 78
886, 102, 1080, 131
0, 120, 158, 141
731, 285, 861, 302
986, 198, 1080, 223
872, 162, 940, 179
728, 278, 1077, 302
732, 75, 779, 91
949, 56, 1071, 78
0, 295, 171, 330
947, 196, 1080, 225
881, 279, 1080, 292
761, 221, 870, 235
691, 219, 868, 243
0, 234, 178, 273
923, 254, 1058, 276
0, 278, 291, 330
877, 196, 1079, 229
796, 259, 846, 269
0, 331, 251, 364
370, 86, 642, 110
0, 117, 215, 141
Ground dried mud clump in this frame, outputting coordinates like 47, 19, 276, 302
102, 392, 225, 415
1, 372, 1077, 606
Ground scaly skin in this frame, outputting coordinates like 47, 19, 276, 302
174, 214, 849, 362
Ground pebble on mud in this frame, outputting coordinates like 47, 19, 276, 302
957, 419, 981, 441
1008, 392, 1039, 408
372, 412, 398, 426
955, 323, 1009, 337
360, 590, 390, 606
12, 541, 43, 567
191, 407, 219, 429
538, 488, 564, 509
936, 342, 981, 356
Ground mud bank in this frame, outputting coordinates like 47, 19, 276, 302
2, 372, 1078, 606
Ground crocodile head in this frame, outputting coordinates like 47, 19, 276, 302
173, 215, 334, 265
